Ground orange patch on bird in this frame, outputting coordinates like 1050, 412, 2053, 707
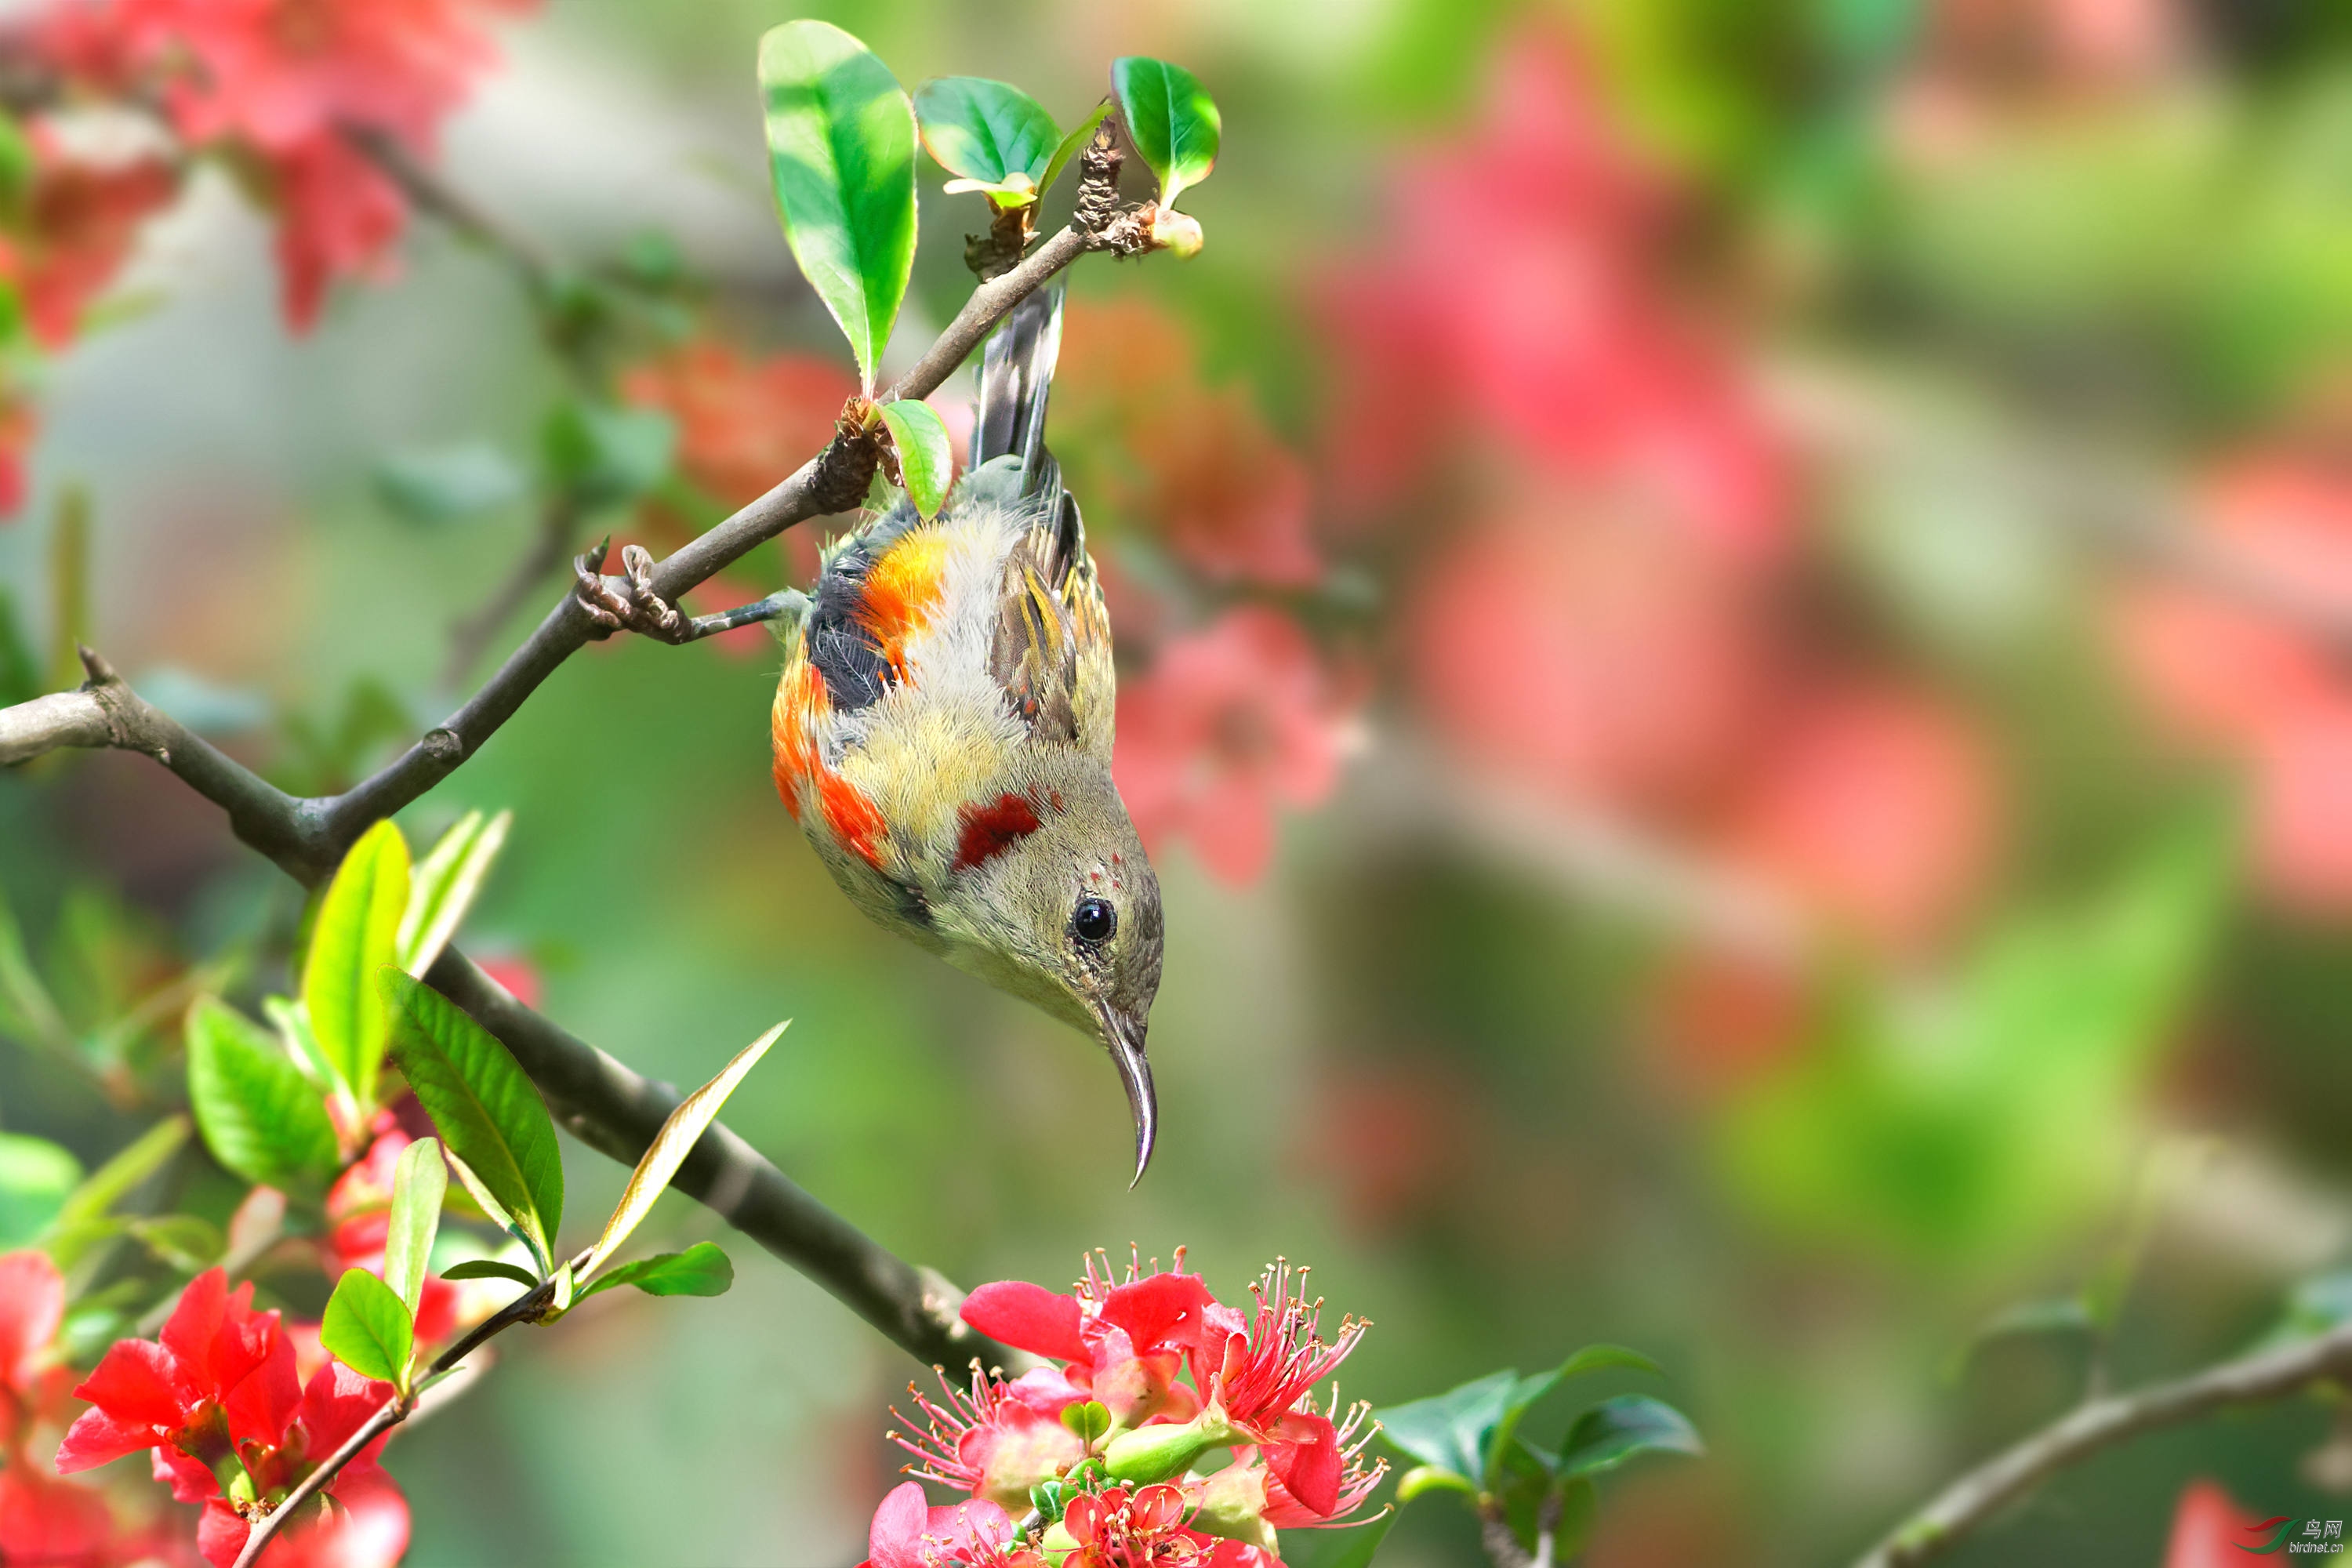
771, 661, 888, 869
954, 792, 1044, 872
855, 530, 949, 682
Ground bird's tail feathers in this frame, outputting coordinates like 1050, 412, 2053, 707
975, 278, 1065, 507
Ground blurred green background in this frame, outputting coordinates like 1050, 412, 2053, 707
11, 0, 2352, 1563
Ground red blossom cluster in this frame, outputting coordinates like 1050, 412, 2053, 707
58, 1266, 407, 1568
0, 0, 534, 515
2109, 449, 2352, 914
1327, 29, 2005, 989
863, 1250, 1383, 1566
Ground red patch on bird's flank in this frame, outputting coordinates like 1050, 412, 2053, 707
955, 793, 1044, 872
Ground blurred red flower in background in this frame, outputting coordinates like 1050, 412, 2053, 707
1717, 682, 2002, 949
1410, 506, 1766, 811
1057, 296, 1319, 586
1116, 608, 1357, 884
0, 135, 176, 350
622, 339, 852, 510
321, 1127, 459, 1346
2111, 452, 2352, 914
2161, 1478, 2269, 1568
1318, 31, 1789, 559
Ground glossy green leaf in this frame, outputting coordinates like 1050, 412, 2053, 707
1040, 100, 1113, 198
1111, 57, 1220, 206
383, 1137, 446, 1320
576, 1241, 733, 1301
1377, 1368, 1515, 1483
303, 820, 410, 1115
580, 1024, 784, 1282
57, 1117, 187, 1229
263, 996, 339, 1093
1486, 1343, 1666, 1487
186, 996, 339, 1192
543, 401, 676, 510
397, 810, 511, 975
915, 77, 1059, 198
760, 21, 916, 393
0, 1134, 82, 1248
321, 1267, 413, 1390
441, 1258, 541, 1291
877, 401, 953, 519
1552, 1396, 1703, 1480
379, 971, 563, 1263
374, 443, 527, 525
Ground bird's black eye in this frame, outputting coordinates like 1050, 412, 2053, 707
1072, 897, 1117, 945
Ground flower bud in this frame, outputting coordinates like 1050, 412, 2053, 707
1145, 205, 1204, 259
1101, 1410, 1236, 1486
1183, 1462, 1279, 1550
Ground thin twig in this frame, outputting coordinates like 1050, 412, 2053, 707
230, 1278, 556, 1568
341, 122, 557, 287
439, 499, 579, 691
1853, 1320, 2352, 1568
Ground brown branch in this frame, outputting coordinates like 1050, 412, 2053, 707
1, 655, 1035, 1377
1853, 1321, 2352, 1568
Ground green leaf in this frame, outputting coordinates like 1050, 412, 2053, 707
57, 1116, 188, 1229
1377, 1368, 1516, 1483
383, 1137, 446, 1320
127, 1214, 223, 1272
379, 971, 563, 1264
1060, 1400, 1112, 1444
263, 996, 339, 1093
575, 1241, 733, 1301
397, 810, 511, 975
914, 77, 1059, 196
580, 1023, 785, 1282
877, 401, 953, 520
321, 1267, 413, 1390
1486, 1343, 1667, 1488
1040, 101, 1113, 198
440, 1258, 541, 1291
185, 996, 339, 1192
1552, 1396, 1703, 1480
758, 20, 917, 393
1110, 58, 1220, 206
0, 1134, 82, 1248
303, 819, 411, 1116
374, 443, 527, 524
542, 401, 676, 510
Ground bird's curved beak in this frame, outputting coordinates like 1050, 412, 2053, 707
1095, 1002, 1156, 1187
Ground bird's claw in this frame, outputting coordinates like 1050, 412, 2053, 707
571, 541, 691, 644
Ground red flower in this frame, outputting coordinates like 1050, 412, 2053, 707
57, 1267, 294, 1481
270, 131, 406, 332
1316, 31, 1789, 557
890, 1364, 1087, 1514
0, 1464, 117, 1566
56, 1269, 406, 1568
0, 132, 177, 350
194, 1363, 407, 1568
0, 1251, 68, 1436
113, 0, 531, 157
2162, 1479, 2269, 1568
1055, 297, 1320, 587
622, 339, 854, 510
321, 1129, 456, 1347
1189, 1261, 1367, 1518
1410, 506, 1766, 810
961, 1251, 1218, 1429
1060, 1484, 1193, 1565
1716, 682, 2001, 950
1114, 608, 1356, 885
858, 1481, 1040, 1568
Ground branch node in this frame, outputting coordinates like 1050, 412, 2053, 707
422, 727, 463, 765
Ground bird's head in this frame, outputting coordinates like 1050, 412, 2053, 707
927, 759, 1164, 1183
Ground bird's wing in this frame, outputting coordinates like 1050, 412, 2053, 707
973, 279, 1114, 749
